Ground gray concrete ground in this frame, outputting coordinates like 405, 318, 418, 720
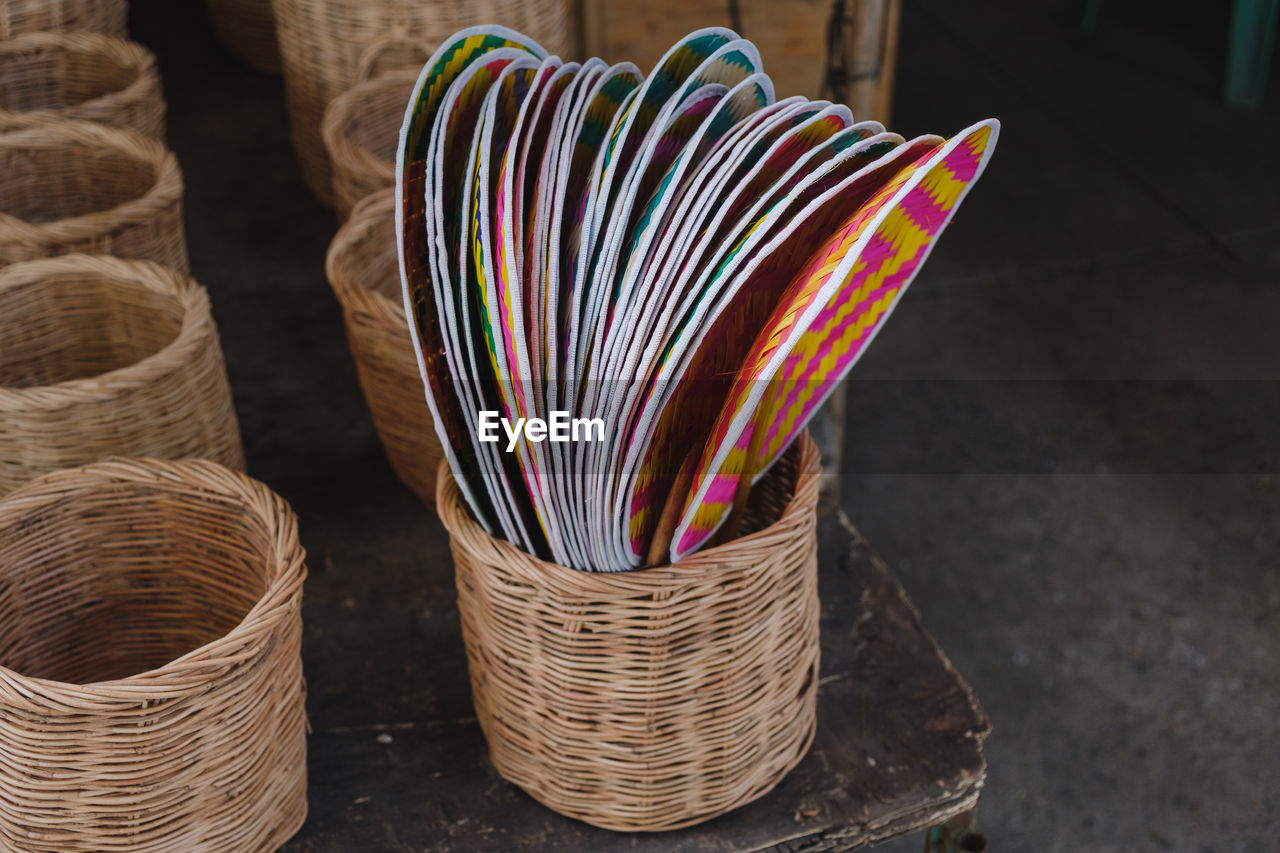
849, 2, 1280, 851
130, 0, 1278, 849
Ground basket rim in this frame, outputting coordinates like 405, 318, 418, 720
0, 457, 306, 708
0, 116, 181, 246
0, 30, 159, 123
437, 431, 822, 586
325, 187, 404, 327
0, 254, 211, 412
320, 69, 416, 187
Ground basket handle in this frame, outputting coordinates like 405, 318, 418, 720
354, 30, 434, 83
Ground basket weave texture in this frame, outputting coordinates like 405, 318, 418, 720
0, 457, 308, 852
439, 432, 822, 831
270, 0, 571, 204
0, 31, 165, 139
205, 0, 280, 73
0, 254, 243, 495
321, 68, 416, 218
327, 189, 441, 505
0, 0, 127, 39
0, 116, 187, 269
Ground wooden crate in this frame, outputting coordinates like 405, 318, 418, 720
578, 0, 900, 122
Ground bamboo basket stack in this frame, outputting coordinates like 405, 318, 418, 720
0, 10, 308, 848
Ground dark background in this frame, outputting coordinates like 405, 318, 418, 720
128, 0, 1279, 849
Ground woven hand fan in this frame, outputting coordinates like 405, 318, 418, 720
550, 64, 643, 412
622, 132, 939, 566
531, 59, 607, 407
471, 57, 551, 554
496, 60, 581, 564
604, 107, 886, 568
667, 119, 1000, 561
563, 29, 745, 411
510, 61, 580, 423
558, 33, 764, 567
431, 48, 544, 550
578, 83, 739, 568
396, 27, 546, 533
542, 63, 644, 567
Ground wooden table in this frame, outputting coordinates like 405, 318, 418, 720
284, 506, 989, 851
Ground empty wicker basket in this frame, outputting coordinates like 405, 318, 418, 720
326, 189, 441, 505
439, 433, 822, 831
0, 457, 308, 851
0, 254, 243, 495
0, 116, 187, 269
0, 0, 127, 39
272, 0, 571, 205
205, 0, 280, 73
322, 68, 417, 218
0, 31, 164, 139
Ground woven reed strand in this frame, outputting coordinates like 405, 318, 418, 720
321, 69, 416, 218
439, 433, 822, 831
270, 0, 571, 204
205, 0, 280, 73
0, 31, 165, 139
0, 254, 244, 494
0, 457, 307, 852
0, 0, 127, 39
326, 189, 441, 505
0, 116, 187, 270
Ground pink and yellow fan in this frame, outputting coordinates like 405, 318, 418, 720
629, 133, 942, 565
665, 119, 1000, 562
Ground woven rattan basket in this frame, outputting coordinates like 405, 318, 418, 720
0, 116, 187, 269
326, 189, 441, 504
0, 457, 307, 851
0, 0, 127, 39
0, 254, 243, 495
0, 31, 165, 139
206, 0, 280, 73
271, 0, 571, 205
321, 68, 416, 218
439, 432, 822, 831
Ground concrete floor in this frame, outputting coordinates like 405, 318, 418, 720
130, 0, 1278, 850
849, 2, 1280, 851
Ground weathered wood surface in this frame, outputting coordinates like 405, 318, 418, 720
284, 505, 988, 851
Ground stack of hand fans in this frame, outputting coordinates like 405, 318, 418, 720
397, 26, 998, 572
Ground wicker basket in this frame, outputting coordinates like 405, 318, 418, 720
271, 0, 572, 205
206, 0, 280, 73
0, 254, 243, 495
326, 189, 441, 505
439, 432, 822, 831
0, 116, 187, 269
0, 0, 127, 38
322, 68, 416, 218
0, 31, 165, 139
0, 457, 307, 851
